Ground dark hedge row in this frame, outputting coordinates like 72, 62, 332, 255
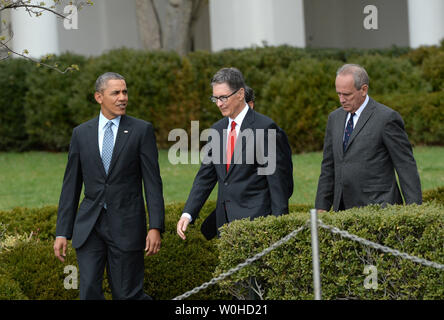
0, 189, 442, 300
0, 202, 226, 300
216, 202, 444, 300
0, 43, 443, 153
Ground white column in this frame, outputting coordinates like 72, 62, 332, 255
11, 2, 60, 58
408, 0, 444, 48
209, 0, 305, 52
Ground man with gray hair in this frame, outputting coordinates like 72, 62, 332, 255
54, 72, 165, 299
315, 64, 422, 212
177, 67, 293, 240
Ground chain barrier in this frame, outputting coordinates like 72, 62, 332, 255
172, 223, 308, 300
317, 219, 444, 270
173, 214, 443, 300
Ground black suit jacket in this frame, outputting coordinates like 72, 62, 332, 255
55, 115, 165, 251
185, 108, 293, 237
315, 97, 422, 211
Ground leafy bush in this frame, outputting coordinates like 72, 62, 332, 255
24, 53, 87, 151
0, 58, 33, 151
215, 203, 444, 300
260, 58, 342, 153
423, 186, 444, 205
422, 51, 444, 92
1, 45, 443, 153
378, 91, 444, 146
0, 202, 228, 300
349, 54, 431, 95
0, 187, 443, 300
67, 48, 201, 149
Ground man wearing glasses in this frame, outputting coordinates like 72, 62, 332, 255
177, 67, 293, 240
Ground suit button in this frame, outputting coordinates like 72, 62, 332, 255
224, 182, 228, 186
99, 202, 104, 206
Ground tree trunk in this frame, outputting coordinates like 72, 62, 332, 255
163, 0, 194, 55
135, 0, 162, 50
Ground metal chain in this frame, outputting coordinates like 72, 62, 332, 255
172, 223, 308, 300
317, 219, 444, 270
172, 217, 443, 300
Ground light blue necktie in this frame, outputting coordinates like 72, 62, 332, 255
102, 121, 114, 175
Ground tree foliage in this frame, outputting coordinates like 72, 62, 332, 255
0, 0, 92, 73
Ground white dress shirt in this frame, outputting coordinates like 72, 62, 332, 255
98, 112, 120, 156
344, 95, 369, 132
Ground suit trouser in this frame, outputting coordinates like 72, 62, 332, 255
75, 209, 150, 300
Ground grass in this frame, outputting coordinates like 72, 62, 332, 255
0, 146, 443, 211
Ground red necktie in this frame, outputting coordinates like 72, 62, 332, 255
227, 121, 237, 171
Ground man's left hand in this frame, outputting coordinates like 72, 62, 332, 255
145, 229, 161, 256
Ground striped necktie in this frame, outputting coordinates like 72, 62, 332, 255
102, 121, 114, 175
343, 113, 355, 152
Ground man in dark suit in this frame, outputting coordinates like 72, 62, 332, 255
315, 64, 422, 212
177, 67, 293, 240
53, 72, 165, 300
199, 84, 293, 240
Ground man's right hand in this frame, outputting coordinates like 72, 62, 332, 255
317, 209, 327, 213
177, 217, 190, 241
53, 237, 68, 262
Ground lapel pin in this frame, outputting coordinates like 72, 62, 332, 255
124, 130, 129, 134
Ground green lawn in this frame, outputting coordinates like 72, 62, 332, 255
0, 146, 443, 211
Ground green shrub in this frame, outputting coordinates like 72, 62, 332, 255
260, 58, 342, 153
24, 53, 87, 151
422, 51, 444, 92
0, 266, 28, 300
67, 48, 201, 149
378, 91, 444, 146
0, 187, 443, 300
0, 58, 33, 151
423, 186, 444, 205
0, 45, 442, 153
404, 45, 442, 67
350, 54, 431, 95
0, 206, 58, 240
216, 203, 444, 300
0, 201, 228, 300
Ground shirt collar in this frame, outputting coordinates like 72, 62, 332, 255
228, 104, 250, 128
354, 95, 369, 117
99, 112, 121, 130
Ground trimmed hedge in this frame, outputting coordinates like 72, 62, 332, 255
0, 201, 228, 300
378, 91, 444, 146
423, 186, 444, 205
0, 58, 33, 151
23, 53, 87, 151
0, 188, 443, 300
0, 44, 443, 152
215, 203, 444, 300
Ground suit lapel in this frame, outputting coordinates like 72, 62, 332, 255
216, 118, 228, 178
87, 116, 107, 178
334, 109, 348, 158
345, 98, 376, 152
108, 115, 132, 176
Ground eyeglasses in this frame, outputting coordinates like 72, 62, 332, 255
210, 88, 239, 103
